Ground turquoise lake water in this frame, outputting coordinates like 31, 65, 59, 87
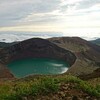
7, 58, 69, 78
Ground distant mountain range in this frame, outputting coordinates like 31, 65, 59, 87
0, 42, 17, 48
0, 37, 100, 48
90, 38, 100, 46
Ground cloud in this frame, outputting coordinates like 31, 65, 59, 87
0, 0, 61, 26
76, 0, 100, 9
60, 0, 100, 14
0, 31, 62, 42
0, 0, 100, 31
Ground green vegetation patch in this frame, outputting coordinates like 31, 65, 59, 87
0, 75, 100, 100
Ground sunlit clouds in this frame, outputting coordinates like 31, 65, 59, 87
0, 0, 100, 34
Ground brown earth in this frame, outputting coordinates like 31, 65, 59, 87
0, 63, 14, 79
48, 37, 100, 78
80, 68, 100, 80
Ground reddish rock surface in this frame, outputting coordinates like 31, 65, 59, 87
0, 63, 14, 79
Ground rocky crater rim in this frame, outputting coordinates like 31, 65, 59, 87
0, 38, 76, 71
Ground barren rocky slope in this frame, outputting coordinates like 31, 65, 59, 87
48, 37, 100, 78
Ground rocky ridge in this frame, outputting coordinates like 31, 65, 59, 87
0, 37, 100, 79
48, 37, 100, 77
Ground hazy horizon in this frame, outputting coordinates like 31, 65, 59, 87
0, 30, 99, 43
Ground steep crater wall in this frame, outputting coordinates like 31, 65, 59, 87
0, 38, 76, 66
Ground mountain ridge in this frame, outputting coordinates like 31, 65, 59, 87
0, 38, 76, 78
91, 38, 100, 46
0, 37, 100, 79
48, 37, 100, 77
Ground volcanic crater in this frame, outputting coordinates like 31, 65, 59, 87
0, 38, 76, 78
0, 37, 100, 79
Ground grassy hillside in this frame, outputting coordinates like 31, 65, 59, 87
0, 75, 100, 100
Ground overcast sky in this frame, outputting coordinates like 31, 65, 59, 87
0, 0, 100, 33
